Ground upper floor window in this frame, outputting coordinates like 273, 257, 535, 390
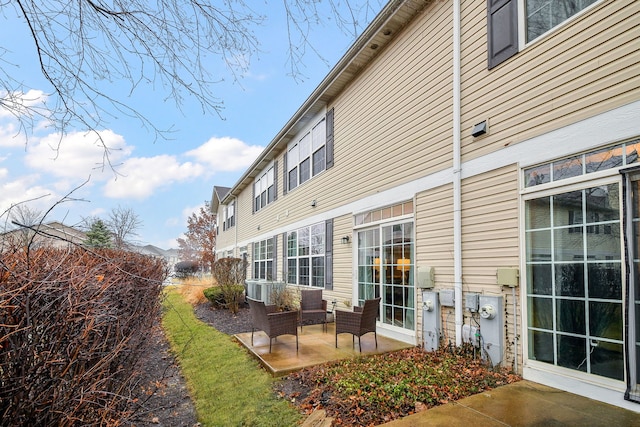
526, 0, 599, 42
222, 202, 235, 231
254, 165, 275, 212
488, 0, 601, 69
287, 117, 326, 192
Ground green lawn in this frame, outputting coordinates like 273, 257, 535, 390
161, 289, 302, 426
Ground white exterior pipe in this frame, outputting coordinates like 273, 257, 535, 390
453, 0, 463, 346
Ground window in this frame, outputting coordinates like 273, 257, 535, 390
287, 223, 325, 287
525, 183, 623, 380
223, 202, 235, 231
254, 165, 275, 212
488, 0, 601, 69
524, 139, 640, 188
287, 117, 327, 192
253, 238, 275, 280
355, 202, 415, 331
526, 0, 599, 42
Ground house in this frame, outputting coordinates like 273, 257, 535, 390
1, 221, 87, 249
212, 0, 640, 412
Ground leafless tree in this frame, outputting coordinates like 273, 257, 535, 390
5, 204, 43, 246
0, 0, 383, 160
107, 205, 143, 249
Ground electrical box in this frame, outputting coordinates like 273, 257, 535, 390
497, 267, 519, 287
439, 289, 455, 307
417, 266, 435, 288
479, 295, 503, 367
465, 293, 479, 312
422, 291, 441, 352
462, 324, 479, 347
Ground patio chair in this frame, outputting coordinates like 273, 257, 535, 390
299, 289, 328, 331
335, 297, 381, 352
248, 297, 298, 353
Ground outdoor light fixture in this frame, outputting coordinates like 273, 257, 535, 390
341, 235, 351, 244
472, 120, 488, 137
311, 199, 317, 207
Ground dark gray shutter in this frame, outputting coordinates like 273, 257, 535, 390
325, 219, 333, 290
487, 0, 518, 69
273, 160, 278, 201
282, 233, 287, 283
272, 236, 278, 280
283, 152, 288, 195
325, 108, 334, 169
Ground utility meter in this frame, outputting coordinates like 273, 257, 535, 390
479, 304, 496, 320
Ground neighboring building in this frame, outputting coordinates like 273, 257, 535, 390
212, 0, 640, 411
1, 221, 87, 249
131, 244, 180, 271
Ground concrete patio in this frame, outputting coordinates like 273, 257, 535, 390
234, 322, 413, 377
381, 380, 640, 426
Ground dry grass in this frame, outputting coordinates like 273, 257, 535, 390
174, 276, 216, 306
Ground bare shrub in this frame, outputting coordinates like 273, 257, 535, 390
0, 245, 166, 426
212, 258, 247, 314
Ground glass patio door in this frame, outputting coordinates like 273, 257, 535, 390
625, 173, 640, 402
525, 182, 624, 381
357, 222, 415, 331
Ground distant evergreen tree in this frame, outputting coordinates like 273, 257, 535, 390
85, 219, 113, 248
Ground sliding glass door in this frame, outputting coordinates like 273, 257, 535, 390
357, 221, 415, 331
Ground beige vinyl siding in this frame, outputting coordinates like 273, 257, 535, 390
415, 183, 454, 287
501, 286, 522, 370
234, 2, 456, 247
460, 164, 519, 290
317, 0, 453, 209
460, 0, 640, 162
330, 214, 355, 309
415, 183, 454, 346
215, 205, 231, 251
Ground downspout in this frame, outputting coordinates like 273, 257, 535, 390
453, 0, 463, 346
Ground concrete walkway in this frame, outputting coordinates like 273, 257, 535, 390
381, 380, 640, 426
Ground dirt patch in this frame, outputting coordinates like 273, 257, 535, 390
128, 323, 199, 427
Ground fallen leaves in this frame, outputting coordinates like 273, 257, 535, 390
276, 345, 520, 426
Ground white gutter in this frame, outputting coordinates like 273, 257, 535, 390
453, 0, 463, 346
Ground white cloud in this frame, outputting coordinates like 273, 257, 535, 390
103, 155, 204, 199
182, 203, 205, 220
25, 129, 132, 181
0, 122, 28, 148
0, 175, 58, 219
185, 136, 263, 172
0, 89, 48, 119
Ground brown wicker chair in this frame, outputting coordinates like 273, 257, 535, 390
299, 289, 328, 331
248, 297, 299, 353
335, 297, 381, 352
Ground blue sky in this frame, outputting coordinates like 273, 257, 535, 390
0, 2, 384, 249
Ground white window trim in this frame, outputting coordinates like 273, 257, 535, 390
254, 162, 275, 212
287, 222, 325, 288
518, 0, 604, 49
519, 173, 628, 396
286, 110, 327, 192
